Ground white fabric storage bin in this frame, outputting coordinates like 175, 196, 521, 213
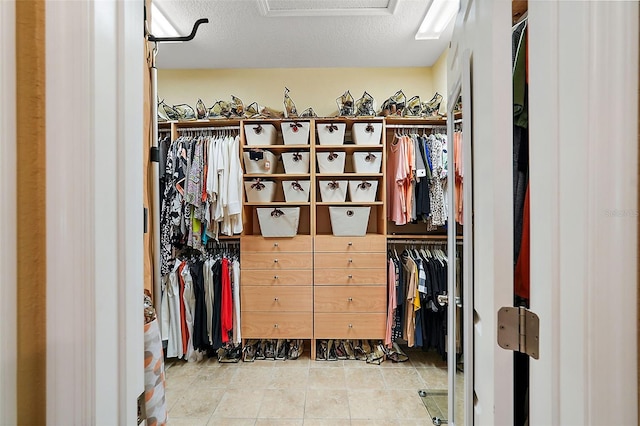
245, 123, 277, 146
329, 206, 371, 236
318, 180, 348, 202
281, 151, 310, 174
317, 123, 346, 145
316, 151, 346, 173
243, 150, 277, 174
352, 122, 382, 145
282, 180, 311, 202
348, 180, 379, 202
352, 152, 382, 173
244, 179, 276, 202
281, 121, 310, 145
257, 207, 300, 237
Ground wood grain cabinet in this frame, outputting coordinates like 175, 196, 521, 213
240, 236, 313, 341
313, 235, 387, 340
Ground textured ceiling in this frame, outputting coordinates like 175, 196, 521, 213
153, 0, 454, 69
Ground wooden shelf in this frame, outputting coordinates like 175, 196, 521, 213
316, 201, 383, 206
244, 202, 311, 206
315, 145, 383, 151
244, 144, 311, 150
316, 173, 383, 178
245, 174, 311, 178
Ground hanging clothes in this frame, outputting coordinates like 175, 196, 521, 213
159, 246, 241, 361
387, 131, 448, 229
160, 132, 243, 275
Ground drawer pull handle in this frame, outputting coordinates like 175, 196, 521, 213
274, 324, 279, 328
348, 258, 353, 263
274, 242, 279, 247
347, 297, 353, 302
348, 274, 353, 279
274, 275, 279, 280
348, 241, 353, 246
348, 324, 353, 328
274, 259, 279, 263
274, 297, 279, 302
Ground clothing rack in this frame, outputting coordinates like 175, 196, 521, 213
385, 124, 447, 129
177, 126, 240, 132
388, 239, 463, 245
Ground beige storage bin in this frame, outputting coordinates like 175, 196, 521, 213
318, 180, 348, 202
329, 206, 371, 236
282, 121, 310, 145
352, 122, 382, 145
352, 152, 382, 173
282, 180, 311, 202
243, 150, 278, 174
281, 151, 310, 174
245, 123, 277, 146
257, 207, 300, 237
244, 179, 276, 202
316, 151, 346, 173
348, 180, 379, 202
317, 122, 346, 145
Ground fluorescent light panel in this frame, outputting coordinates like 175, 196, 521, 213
151, 3, 179, 38
415, 0, 459, 40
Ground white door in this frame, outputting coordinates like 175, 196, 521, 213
527, 2, 638, 425
448, 0, 515, 424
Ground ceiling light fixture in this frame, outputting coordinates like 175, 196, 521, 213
415, 0, 459, 40
151, 3, 179, 38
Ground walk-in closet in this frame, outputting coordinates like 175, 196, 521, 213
134, 1, 640, 426
143, 0, 470, 419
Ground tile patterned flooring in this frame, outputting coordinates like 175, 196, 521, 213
165, 347, 454, 425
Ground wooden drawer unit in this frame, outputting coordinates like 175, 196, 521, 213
242, 286, 313, 312
241, 269, 313, 286
314, 252, 386, 269
314, 286, 386, 313
242, 252, 312, 270
314, 235, 386, 253
241, 235, 312, 253
314, 268, 386, 286
242, 312, 313, 339
314, 313, 386, 339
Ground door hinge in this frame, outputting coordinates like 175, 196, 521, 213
497, 306, 539, 359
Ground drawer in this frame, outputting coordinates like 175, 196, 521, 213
314, 235, 386, 253
314, 313, 386, 339
242, 286, 312, 312
241, 312, 312, 339
314, 252, 387, 269
314, 286, 387, 313
314, 268, 386, 286
241, 235, 312, 253
241, 269, 312, 286
242, 252, 312, 270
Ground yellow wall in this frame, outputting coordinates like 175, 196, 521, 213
158, 67, 442, 117
431, 50, 448, 112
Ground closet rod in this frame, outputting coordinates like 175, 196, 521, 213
387, 239, 462, 245
177, 126, 240, 132
385, 124, 447, 129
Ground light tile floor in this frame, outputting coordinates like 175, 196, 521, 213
165, 347, 456, 425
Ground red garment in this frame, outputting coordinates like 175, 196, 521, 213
178, 261, 189, 354
220, 258, 233, 343
515, 185, 530, 300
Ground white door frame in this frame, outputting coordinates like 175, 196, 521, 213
449, 0, 515, 423
0, 0, 17, 423
45, 1, 144, 423
528, 2, 638, 424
